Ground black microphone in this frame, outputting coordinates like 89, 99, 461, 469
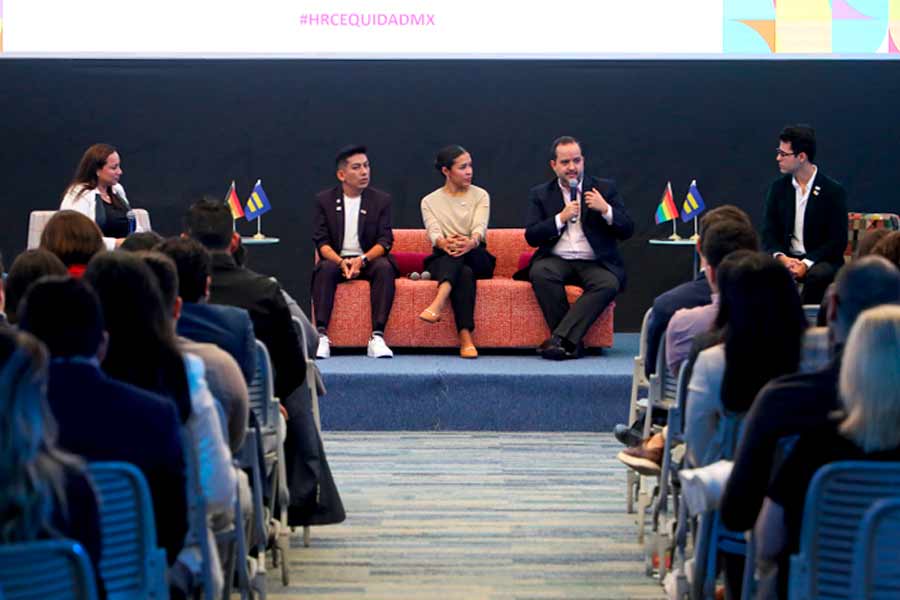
568, 179, 579, 223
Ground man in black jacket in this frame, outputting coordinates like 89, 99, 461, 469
519, 136, 634, 359
184, 198, 344, 527
762, 124, 848, 304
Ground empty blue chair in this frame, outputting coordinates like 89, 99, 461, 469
850, 497, 900, 599
87, 461, 168, 599
788, 460, 900, 600
0, 539, 98, 600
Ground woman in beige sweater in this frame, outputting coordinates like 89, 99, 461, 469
419, 145, 496, 358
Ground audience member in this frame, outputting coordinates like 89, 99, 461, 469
138, 250, 248, 453
616, 219, 759, 473
39, 210, 105, 277
133, 251, 236, 596
685, 251, 806, 469
855, 227, 891, 259
721, 256, 900, 533
3, 249, 67, 324
184, 198, 345, 527
756, 305, 900, 598
0, 328, 105, 596
614, 206, 753, 448
17, 276, 188, 567
157, 237, 257, 384
311, 145, 398, 359
60, 143, 145, 249
83, 252, 192, 422
872, 230, 900, 267
520, 135, 634, 360
418, 145, 496, 358
119, 230, 164, 252
762, 124, 848, 304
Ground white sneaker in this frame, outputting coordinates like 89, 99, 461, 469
367, 334, 394, 358
316, 334, 331, 359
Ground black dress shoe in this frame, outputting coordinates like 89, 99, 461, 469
613, 423, 643, 447
537, 336, 559, 354
540, 339, 583, 360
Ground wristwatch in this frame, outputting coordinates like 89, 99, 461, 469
360, 255, 369, 267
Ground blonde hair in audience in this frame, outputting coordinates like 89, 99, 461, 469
839, 305, 900, 452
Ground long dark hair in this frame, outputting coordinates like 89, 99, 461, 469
64, 143, 127, 210
0, 329, 81, 543
716, 251, 807, 412
83, 252, 191, 422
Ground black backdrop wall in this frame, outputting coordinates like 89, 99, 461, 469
1, 59, 898, 331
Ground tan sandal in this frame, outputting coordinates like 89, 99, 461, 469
460, 345, 478, 359
419, 307, 442, 323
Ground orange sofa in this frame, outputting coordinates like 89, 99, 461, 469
316, 228, 615, 348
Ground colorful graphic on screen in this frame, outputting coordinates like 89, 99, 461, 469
724, 0, 900, 53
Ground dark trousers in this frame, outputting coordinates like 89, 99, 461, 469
529, 256, 619, 345
311, 256, 395, 332
799, 261, 838, 305
424, 245, 496, 332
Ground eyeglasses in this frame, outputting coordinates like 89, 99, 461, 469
775, 149, 796, 158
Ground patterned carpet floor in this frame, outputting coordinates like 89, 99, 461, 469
266, 432, 664, 599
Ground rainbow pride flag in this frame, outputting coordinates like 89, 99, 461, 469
224, 181, 244, 219
654, 182, 678, 224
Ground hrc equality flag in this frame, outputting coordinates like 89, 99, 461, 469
245, 180, 272, 221
225, 181, 244, 219
681, 180, 706, 222
654, 182, 678, 224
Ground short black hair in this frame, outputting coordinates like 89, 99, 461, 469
156, 237, 211, 303
779, 124, 816, 162
549, 136, 581, 161
335, 145, 367, 169
184, 197, 233, 250
701, 220, 760, 268
19, 276, 104, 358
119, 231, 164, 253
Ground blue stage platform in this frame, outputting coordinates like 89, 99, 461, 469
316, 333, 638, 432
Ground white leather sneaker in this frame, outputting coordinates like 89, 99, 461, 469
316, 334, 331, 359
367, 334, 394, 358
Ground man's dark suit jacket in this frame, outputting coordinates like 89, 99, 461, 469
761, 172, 848, 267
720, 357, 841, 532
208, 253, 305, 400
312, 185, 398, 272
178, 301, 257, 384
518, 175, 634, 288
47, 361, 188, 566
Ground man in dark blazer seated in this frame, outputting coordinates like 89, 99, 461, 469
520, 136, 634, 360
184, 198, 345, 527
18, 276, 189, 567
162, 237, 257, 384
312, 144, 398, 359
762, 124, 848, 305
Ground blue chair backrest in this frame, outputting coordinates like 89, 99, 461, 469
0, 539, 98, 600
790, 460, 900, 600
87, 462, 168, 599
850, 497, 900, 599
247, 339, 276, 429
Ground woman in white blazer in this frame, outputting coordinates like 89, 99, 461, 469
60, 143, 144, 250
